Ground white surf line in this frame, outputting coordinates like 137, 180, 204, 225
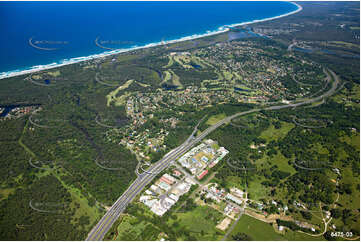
0, 2, 302, 80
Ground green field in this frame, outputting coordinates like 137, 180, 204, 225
162, 70, 172, 84
168, 205, 225, 240
229, 214, 285, 241
329, 41, 360, 48
224, 175, 245, 190
338, 167, 360, 210
259, 121, 295, 143
247, 176, 268, 201
66, 183, 104, 228
112, 215, 161, 241
106, 79, 134, 106
0, 188, 15, 202
163, 55, 174, 68
229, 214, 326, 241
332, 83, 360, 107
169, 70, 183, 88
339, 132, 360, 151
223, 71, 233, 81
206, 113, 226, 126
283, 230, 326, 241
256, 149, 296, 175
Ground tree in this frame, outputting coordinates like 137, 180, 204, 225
339, 183, 352, 195
273, 121, 282, 129
330, 208, 342, 219
232, 232, 253, 241
301, 211, 312, 220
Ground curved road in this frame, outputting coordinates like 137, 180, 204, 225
86, 68, 339, 241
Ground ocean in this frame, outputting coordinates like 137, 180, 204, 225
0, 1, 300, 78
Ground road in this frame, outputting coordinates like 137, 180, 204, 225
287, 39, 297, 51
86, 68, 339, 241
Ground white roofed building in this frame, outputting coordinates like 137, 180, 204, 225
226, 193, 243, 205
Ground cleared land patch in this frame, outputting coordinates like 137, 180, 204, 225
106, 80, 134, 106
229, 214, 285, 241
206, 113, 226, 126
259, 121, 295, 143
168, 205, 225, 240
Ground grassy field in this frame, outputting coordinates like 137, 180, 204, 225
339, 132, 360, 151
169, 205, 225, 240
229, 214, 285, 241
160, 69, 183, 89
161, 70, 172, 84
229, 214, 325, 241
174, 55, 193, 69
191, 55, 209, 68
332, 83, 360, 107
169, 70, 183, 88
222, 71, 233, 81
0, 188, 16, 201
211, 142, 220, 150
113, 215, 161, 241
206, 113, 226, 126
224, 176, 245, 190
136, 81, 150, 87
247, 176, 268, 201
283, 230, 326, 241
259, 121, 295, 143
256, 150, 296, 175
338, 167, 360, 210
116, 54, 139, 62
47, 70, 61, 77
163, 55, 174, 68
53, 168, 104, 229
329, 41, 360, 48
234, 83, 253, 92
106, 79, 134, 106
310, 142, 329, 155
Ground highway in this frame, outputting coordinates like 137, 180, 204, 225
86, 68, 339, 241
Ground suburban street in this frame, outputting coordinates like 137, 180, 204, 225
86, 68, 339, 241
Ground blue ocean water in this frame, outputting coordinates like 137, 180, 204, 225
0, 1, 298, 74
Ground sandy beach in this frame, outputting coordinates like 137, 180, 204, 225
0, 2, 302, 80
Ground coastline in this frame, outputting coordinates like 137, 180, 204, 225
0, 2, 302, 81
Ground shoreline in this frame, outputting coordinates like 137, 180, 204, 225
0, 2, 302, 80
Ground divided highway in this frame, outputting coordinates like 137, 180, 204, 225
86, 68, 339, 241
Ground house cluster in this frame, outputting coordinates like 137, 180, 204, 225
140, 171, 192, 216
293, 200, 307, 210
201, 184, 244, 218
118, 128, 169, 160
126, 86, 236, 115
204, 184, 226, 203
252, 27, 298, 37
193, 40, 316, 101
295, 220, 317, 232
178, 139, 229, 180
0, 106, 39, 121
224, 203, 241, 217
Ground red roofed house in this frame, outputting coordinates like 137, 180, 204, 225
173, 169, 182, 177
160, 176, 174, 185
197, 170, 208, 180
